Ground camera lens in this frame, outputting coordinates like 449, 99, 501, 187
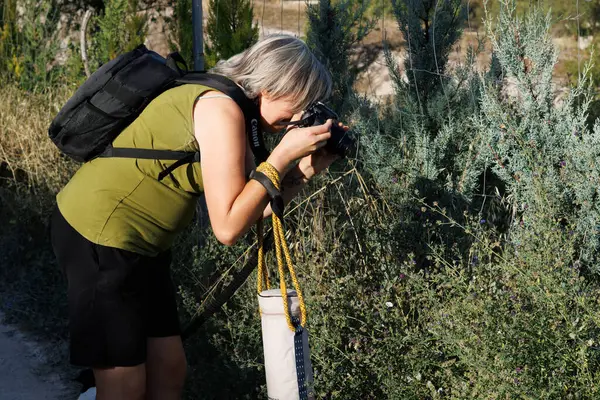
300, 103, 355, 157
326, 125, 354, 157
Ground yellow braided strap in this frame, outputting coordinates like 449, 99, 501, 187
256, 218, 270, 292
255, 162, 307, 331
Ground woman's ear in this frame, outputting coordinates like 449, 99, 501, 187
255, 91, 267, 108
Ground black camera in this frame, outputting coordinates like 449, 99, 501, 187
296, 102, 355, 158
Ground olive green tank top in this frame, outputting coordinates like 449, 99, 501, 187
57, 84, 218, 256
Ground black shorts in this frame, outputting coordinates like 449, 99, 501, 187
50, 206, 181, 368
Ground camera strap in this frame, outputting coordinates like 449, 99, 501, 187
278, 117, 313, 128
176, 72, 271, 163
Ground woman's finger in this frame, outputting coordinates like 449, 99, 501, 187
337, 121, 350, 131
313, 129, 332, 143
307, 119, 333, 135
315, 140, 328, 150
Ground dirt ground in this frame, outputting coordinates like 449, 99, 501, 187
0, 312, 76, 400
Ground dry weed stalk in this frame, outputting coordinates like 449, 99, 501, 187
0, 85, 75, 195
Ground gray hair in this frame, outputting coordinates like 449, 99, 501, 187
209, 34, 332, 112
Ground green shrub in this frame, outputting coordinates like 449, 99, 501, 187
167, 0, 194, 67
89, 0, 148, 68
204, 0, 259, 69
474, 4, 600, 273
0, 0, 65, 90
306, 0, 375, 112
390, 0, 467, 112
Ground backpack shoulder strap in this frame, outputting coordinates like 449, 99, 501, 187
97, 145, 198, 182
99, 146, 195, 161
98, 72, 268, 181
176, 72, 270, 163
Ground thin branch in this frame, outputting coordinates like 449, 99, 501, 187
80, 9, 93, 78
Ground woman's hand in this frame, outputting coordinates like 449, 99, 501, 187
268, 119, 333, 174
297, 122, 348, 181
297, 149, 339, 181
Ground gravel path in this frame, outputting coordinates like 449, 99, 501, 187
0, 313, 73, 400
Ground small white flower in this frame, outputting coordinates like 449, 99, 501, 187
385, 301, 394, 308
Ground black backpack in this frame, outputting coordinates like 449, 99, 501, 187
49, 44, 270, 180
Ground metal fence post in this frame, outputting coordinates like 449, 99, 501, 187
192, 0, 205, 71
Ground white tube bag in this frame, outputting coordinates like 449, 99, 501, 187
258, 289, 314, 400
252, 163, 315, 400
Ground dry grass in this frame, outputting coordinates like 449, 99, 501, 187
0, 86, 76, 194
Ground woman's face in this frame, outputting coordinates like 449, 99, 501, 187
258, 92, 299, 133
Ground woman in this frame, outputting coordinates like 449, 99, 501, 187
50, 34, 342, 399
